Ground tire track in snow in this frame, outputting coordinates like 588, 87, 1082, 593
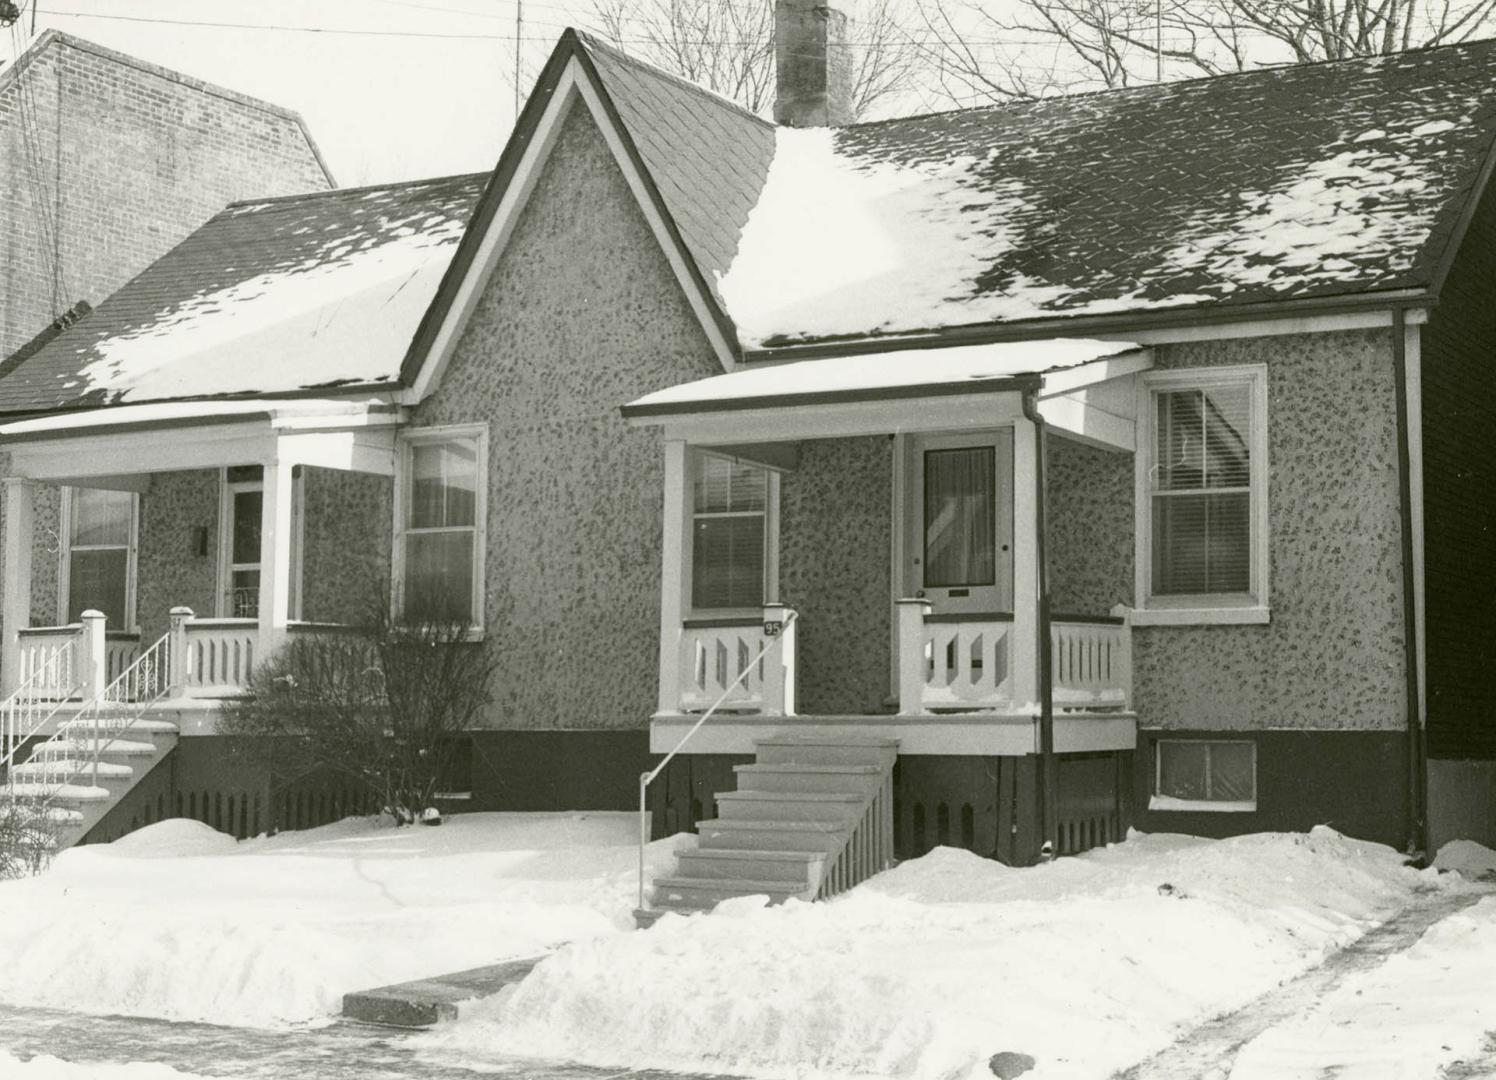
1110, 885, 1495, 1080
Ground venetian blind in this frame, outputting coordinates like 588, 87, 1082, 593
1151, 384, 1253, 595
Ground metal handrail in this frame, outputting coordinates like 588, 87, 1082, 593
636, 609, 798, 912
0, 642, 83, 793
65, 632, 171, 792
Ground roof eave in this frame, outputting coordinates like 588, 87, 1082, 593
739, 287, 1434, 363
620, 371, 1044, 422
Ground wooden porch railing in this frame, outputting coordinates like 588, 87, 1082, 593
897, 601, 1132, 714
177, 615, 258, 696
1051, 610, 1132, 709
16, 623, 84, 700
676, 607, 796, 716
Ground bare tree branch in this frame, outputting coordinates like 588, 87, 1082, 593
918, 0, 1496, 104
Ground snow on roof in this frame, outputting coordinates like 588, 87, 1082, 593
701, 42, 1496, 348
0, 174, 485, 413
624, 338, 1142, 416
0, 397, 396, 440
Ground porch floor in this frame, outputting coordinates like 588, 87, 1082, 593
649, 711, 1136, 756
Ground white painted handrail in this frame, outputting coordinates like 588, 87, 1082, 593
638, 606, 798, 913
0, 641, 83, 794
62, 632, 172, 792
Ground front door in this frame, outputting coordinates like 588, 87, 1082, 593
219, 467, 302, 619
906, 431, 1014, 615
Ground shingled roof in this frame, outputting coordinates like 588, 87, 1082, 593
0, 173, 485, 413
578, 32, 776, 315
714, 39, 1496, 349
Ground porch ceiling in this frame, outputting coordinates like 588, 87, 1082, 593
0, 397, 404, 480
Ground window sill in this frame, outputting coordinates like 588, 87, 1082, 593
1131, 606, 1270, 627
1148, 795, 1257, 813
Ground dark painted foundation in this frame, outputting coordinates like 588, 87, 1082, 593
1131, 729, 1411, 848
648, 749, 1132, 866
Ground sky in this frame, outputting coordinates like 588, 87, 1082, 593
1, 0, 591, 186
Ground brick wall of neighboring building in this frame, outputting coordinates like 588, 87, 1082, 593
0, 30, 333, 358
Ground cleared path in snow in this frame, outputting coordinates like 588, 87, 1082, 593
1111, 885, 1495, 1080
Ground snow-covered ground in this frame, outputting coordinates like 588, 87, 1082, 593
0, 814, 1490, 1080
433, 826, 1475, 1080
0, 812, 676, 1027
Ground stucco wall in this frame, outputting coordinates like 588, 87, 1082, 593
135, 470, 219, 641
300, 467, 391, 625
1046, 434, 1132, 617
1136, 328, 1406, 732
779, 436, 893, 715
28, 485, 61, 627
410, 100, 722, 730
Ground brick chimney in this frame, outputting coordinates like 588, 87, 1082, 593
773, 0, 854, 127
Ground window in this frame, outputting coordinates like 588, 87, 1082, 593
1152, 739, 1257, 811
924, 446, 996, 589
1135, 366, 1268, 624
60, 487, 137, 628
396, 426, 487, 628
691, 455, 775, 611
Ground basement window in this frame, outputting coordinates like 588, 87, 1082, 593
1150, 739, 1257, 812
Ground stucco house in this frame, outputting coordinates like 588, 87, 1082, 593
0, 6, 1493, 905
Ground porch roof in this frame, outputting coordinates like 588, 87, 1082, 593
0, 397, 403, 483
622, 337, 1145, 419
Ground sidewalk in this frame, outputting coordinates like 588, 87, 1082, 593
1113, 885, 1496, 1080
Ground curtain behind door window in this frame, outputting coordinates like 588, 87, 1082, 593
924, 447, 995, 588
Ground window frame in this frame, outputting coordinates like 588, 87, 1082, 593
57, 486, 140, 631
392, 423, 489, 636
1150, 737, 1258, 812
1133, 364, 1270, 626
685, 449, 780, 619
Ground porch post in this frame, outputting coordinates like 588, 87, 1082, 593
656, 440, 691, 716
257, 461, 296, 664
78, 610, 107, 700
1010, 418, 1041, 714
1, 478, 35, 695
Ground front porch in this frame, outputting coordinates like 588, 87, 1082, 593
0, 398, 400, 703
631, 339, 1150, 761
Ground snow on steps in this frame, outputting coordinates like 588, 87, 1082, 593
3, 717, 178, 850
638, 735, 897, 927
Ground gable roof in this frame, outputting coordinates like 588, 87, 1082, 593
0, 173, 484, 414
721, 39, 1496, 349
397, 29, 772, 388
578, 33, 776, 312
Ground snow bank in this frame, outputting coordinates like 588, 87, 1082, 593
435, 827, 1448, 1080
0, 812, 683, 1028
1433, 838, 1496, 879
1227, 895, 1496, 1080
0, 1051, 218, 1079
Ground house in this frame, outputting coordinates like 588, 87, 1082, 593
0, 3, 1492, 899
1, 30, 334, 359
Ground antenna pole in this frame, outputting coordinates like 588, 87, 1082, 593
1155, 0, 1162, 81
514, 0, 523, 118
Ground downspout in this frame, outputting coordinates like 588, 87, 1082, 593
1022, 390, 1058, 858
1391, 307, 1428, 856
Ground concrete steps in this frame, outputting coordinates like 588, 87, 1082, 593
641, 735, 897, 923
2, 716, 177, 851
